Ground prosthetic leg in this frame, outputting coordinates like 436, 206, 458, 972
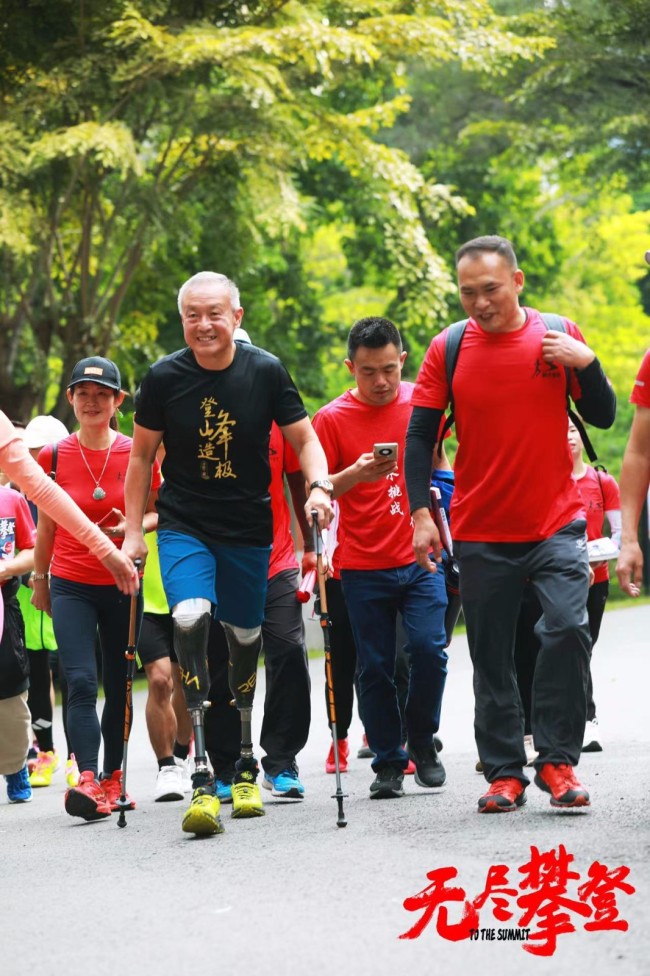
173, 599, 224, 836
221, 622, 265, 818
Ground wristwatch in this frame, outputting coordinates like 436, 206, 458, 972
309, 479, 334, 495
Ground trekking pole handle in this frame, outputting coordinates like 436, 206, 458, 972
127, 558, 142, 647
311, 509, 323, 557
311, 510, 329, 614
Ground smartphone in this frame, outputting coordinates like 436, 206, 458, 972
373, 442, 398, 462
96, 510, 120, 529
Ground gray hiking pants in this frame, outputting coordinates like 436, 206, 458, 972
456, 519, 591, 784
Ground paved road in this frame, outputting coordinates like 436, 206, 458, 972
1, 604, 648, 976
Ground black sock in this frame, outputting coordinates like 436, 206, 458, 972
158, 756, 176, 770
173, 741, 190, 761
34, 726, 54, 753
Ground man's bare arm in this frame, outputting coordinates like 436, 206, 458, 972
123, 423, 163, 565
281, 417, 333, 529
616, 405, 650, 596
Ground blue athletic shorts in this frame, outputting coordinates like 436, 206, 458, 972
157, 530, 271, 629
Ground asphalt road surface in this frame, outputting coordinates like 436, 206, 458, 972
1, 603, 648, 976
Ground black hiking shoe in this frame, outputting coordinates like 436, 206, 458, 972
407, 742, 446, 788
369, 766, 404, 799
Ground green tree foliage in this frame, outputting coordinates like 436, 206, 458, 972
377, 4, 649, 477
505, 0, 650, 188
0, 0, 549, 421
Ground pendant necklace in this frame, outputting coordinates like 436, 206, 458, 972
77, 434, 113, 501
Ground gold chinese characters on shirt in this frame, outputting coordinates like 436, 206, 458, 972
198, 397, 237, 480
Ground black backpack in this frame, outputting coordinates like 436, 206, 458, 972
436, 312, 598, 462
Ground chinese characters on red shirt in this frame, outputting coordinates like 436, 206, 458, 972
399, 845, 635, 956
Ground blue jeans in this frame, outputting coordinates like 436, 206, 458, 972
341, 562, 448, 770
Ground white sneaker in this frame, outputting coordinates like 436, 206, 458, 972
154, 764, 185, 802
523, 734, 538, 767
174, 756, 193, 793
582, 719, 603, 753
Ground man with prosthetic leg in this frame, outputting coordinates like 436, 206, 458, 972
173, 602, 266, 831
123, 270, 332, 835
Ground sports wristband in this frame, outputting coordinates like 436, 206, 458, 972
31, 572, 50, 581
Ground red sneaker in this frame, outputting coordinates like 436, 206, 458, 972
64, 770, 112, 821
402, 746, 416, 775
100, 770, 136, 811
478, 777, 527, 813
325, 739, 349, 774
534, 764, 590, 808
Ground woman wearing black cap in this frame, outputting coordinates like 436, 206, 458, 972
32, 357, 161, 821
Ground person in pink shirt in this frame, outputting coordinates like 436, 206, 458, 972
0, 409, 137, 805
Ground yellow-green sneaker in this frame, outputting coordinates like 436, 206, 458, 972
181, 788, 225, 836
29, 750, 59, 788
65, 754, 80, 788
231, 770, 265, 819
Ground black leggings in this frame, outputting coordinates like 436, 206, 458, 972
26, 649, 54, 753
50, 577, 142, 777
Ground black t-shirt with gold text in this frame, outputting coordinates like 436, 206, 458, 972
134, 343, 307, 547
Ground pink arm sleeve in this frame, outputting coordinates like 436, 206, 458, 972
0, 412, 115, 561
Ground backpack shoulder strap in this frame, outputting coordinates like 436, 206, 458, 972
436, 319, 468, 458
540, 312, 566, 334
49, 443, 58, 481
444, 319, 469, 392
541, 312, 598, 464
593, 464, 608, 510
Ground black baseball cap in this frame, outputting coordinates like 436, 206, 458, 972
68, 357, 122, 392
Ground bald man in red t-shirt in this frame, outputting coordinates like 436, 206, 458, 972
405, 235, 616, 815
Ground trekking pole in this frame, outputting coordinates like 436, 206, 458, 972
117, 558, 142, 828
311, 510, 347, 828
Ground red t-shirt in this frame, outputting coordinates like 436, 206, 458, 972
313, 383, 415, 570
0, 486, 36, 586
574, 466, 620, 584
630, 349, 650, 408
268, 422, 300, 579
38, 433, 161, 585
411, 308, 588, 542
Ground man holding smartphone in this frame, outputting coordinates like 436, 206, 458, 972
312, 317, 448, 800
